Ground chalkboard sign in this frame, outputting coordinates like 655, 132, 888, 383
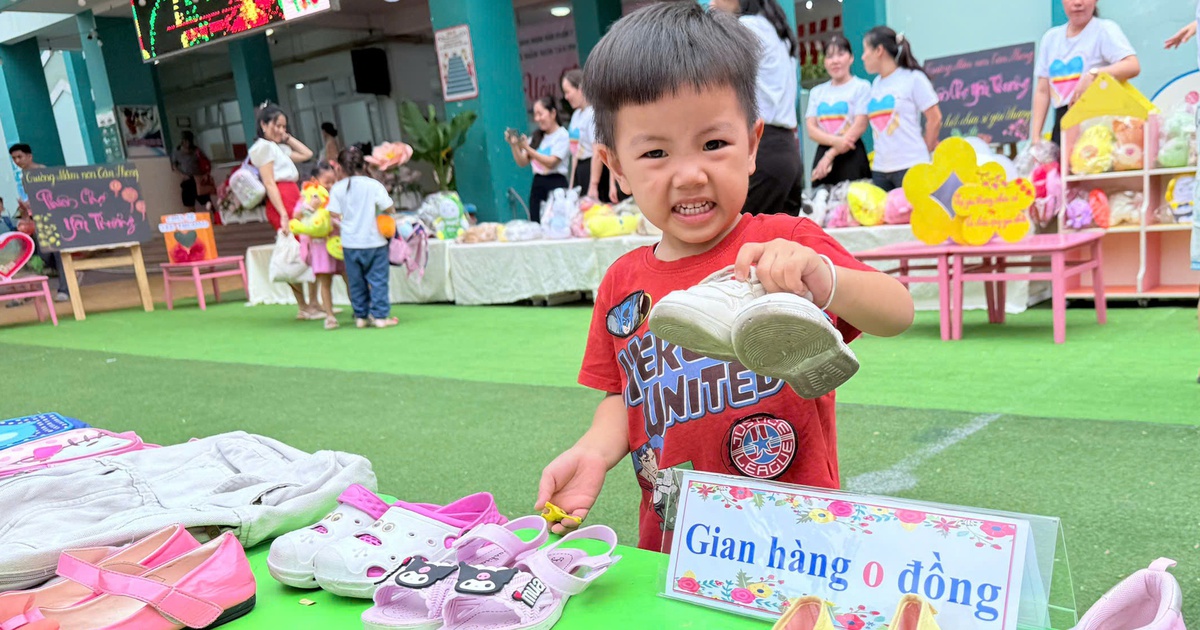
926, 43, 1036, 144
23, 163, 152, 253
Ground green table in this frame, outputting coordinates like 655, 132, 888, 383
230, 542, 770, 629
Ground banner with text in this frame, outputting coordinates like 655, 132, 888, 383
24, 164, 151, 252
665, 471, 1030, 629
926, 44, 1035, 144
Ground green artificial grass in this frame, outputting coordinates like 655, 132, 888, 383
2, 301, 1195, 423
2, 301, 1199, 623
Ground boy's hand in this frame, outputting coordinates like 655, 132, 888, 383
734, 239, 834, 305
536, 446, 609, 534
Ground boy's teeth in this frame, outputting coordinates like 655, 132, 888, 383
675, 202, 711, 216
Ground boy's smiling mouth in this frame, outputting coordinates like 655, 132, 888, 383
673, 199, 716, 218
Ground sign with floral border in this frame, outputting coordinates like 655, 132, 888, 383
664, 471, 1028, 629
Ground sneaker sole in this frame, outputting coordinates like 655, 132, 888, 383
732, 295, 859, 399
266, 559, 319, 589
648, 300, 738, 362
200, 596, 256, 630
315, 575, 384, 599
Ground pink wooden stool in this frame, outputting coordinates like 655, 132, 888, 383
161, 255, 248, 310
0, 276, 58, 325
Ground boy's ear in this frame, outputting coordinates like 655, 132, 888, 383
597, 143, 630, 194
747, 119, 765, 177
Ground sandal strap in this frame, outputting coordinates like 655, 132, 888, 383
56, 552, 222, 628
1149, 558, 1177, 572
0, 597, 45, 630
454, 515, 547, 563
517, 526, 620, 597
338, 484, 390, 521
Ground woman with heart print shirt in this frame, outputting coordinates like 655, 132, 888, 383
862, 26, 942, 192
1031, 0, 1139, 148
806, 34, 872, 188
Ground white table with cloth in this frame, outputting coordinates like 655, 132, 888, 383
243, 225, 1040, 312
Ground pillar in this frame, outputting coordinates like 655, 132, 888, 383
72, 11, 114, 163
0, 38, 65, 166
573, 0, 622, 65
95, 16, 172, 156
429, 0, 530, 222
842, 0, 886, 152
229, 35, 278, 144
64, 51, 103, 164
1051, 0, 1067, 26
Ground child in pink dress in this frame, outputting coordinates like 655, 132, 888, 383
302, 162, 344, 330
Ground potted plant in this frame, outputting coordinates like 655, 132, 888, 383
399, 101, 478, 192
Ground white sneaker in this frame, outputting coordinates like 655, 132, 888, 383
731, 293, 859, 399
267, 484, 392, 589
648, 265, 764, 362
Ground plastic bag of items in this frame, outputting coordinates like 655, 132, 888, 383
801, 188, 829, 227
1064, 189, 1094, 229
541, 187, 582, 239
501, 220, 544, 242
884, 188, 913, 224
1029, 162, 1062, 229
457, 222, 503, 244
1070, 118, 1116, 175
1157, 106, 1197, 169
227, 159, 266, 210
1014, 140, 1060, 179
823, 181, 858, 228
417, 192, 471, 240
1108, 191, 1143, 227
847, 181, 888, 226
1156, 175, 1196, 224
583, 202, 639, 238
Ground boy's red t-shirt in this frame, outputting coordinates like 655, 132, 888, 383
579, 213, 877, 552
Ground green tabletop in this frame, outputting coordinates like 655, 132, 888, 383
230, 541, 770, 629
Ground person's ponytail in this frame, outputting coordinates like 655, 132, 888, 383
894, 34, 925, 75
742, 0, 799, 58
866, 26, 927, 77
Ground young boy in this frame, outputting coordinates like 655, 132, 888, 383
535, 3, 915, 552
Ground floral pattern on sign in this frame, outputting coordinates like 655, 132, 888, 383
674, 569, 792, 613
830, 603, 889, 630
686, 482, 1017, 552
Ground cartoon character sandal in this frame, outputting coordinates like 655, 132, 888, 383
437, 525, 620, 630
269, 484, 393, 589
314, 493, 506, 599
362, 515, 551, 630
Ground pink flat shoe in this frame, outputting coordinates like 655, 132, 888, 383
362, 515, 552, 630
0, 525, 199, 611
438, 525, 620, 630
1073, 559, 1185, 630
0, 595, 58, 630
24, 533, 256, 630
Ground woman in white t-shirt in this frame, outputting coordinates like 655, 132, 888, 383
1032, 1, 1139, 148
1165, 8, 1200, 384
807, 34, 872, 188
250, 103, 316, 317
862, 26, 942, 192
508, 96, 570, 222
711, 0, 802, 215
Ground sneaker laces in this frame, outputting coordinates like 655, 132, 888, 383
698, 265, 759, 296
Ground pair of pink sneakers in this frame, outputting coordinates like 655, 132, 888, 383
1073, 559, 1185, 630
361, 517, 620, 630
0, 525, 256, 630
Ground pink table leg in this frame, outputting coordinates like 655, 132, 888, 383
192, 267, 207, 311
937, 254, 950, 341
983, 257, 999, 324
41, 279, 58, 326
995, 278, 1007, 324
162, 270, 174, 310
899, 259, 910, 290
239, 260, 248, 294
32, 284, 46, 322
952, 254, 965, 340
1091, 240, 1107, 325
211, 266, 222, 304
1051, 252, 1067, 344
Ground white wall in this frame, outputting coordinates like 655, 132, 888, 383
886, 0, 1050, 64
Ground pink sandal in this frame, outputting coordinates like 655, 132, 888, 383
0, 525, 199, 611
438, 526, 620, 630
15, 533, 256, 630
362, 515, 552, 630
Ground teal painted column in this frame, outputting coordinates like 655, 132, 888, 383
64, 51, 104, 164
0, 38, 65, 166
842, 0, 885, 152
1051, 0, 1067, 26
74, 11, 113, 164
96, 16, 171, 155
573, 0, 622, 64
229, 35, 278, 143
429, 0, 530, 222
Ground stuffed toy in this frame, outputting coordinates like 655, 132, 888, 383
288, 181, 333, 238
1088, 189, 1110, 229
848, 181, 887, 226
1165, 175, 1196, 222
1070, 123, 1116, 175
325, 236, 344, 261
1112, 118, 1144, 172
884, 188, 913, 224
1108, 191, 1143, 226
825, 203, 856, 228
458, 222, 502, 244
1158, 109, 1195, 168
1065, 197, 1093, 229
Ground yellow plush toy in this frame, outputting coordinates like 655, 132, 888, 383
325, 236, 344, 261
847, 181, 888, 226
582, 203, 639, 238
1070, 123, 1116, 175
288, 181, 333, 238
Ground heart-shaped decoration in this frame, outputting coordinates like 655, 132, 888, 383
0, 232, 35, 280
175, 230, 197, 248
1049, 56, 1084, 105
816, 101, 850, 135
867, 95, 896, 133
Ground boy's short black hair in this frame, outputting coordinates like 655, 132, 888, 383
8, 143, 31, 156
583, 2, 760, 147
